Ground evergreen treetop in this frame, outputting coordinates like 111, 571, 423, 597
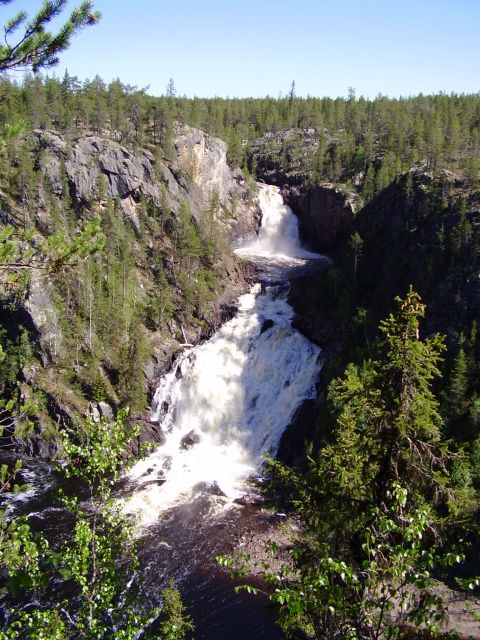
0, 0, 100, 73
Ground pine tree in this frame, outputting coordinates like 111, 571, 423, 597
362, 164, 376, 202
0, 1, 100, 73
349, 231, 363, 284
267, 288, 450, 531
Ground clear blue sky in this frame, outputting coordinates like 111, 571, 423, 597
4, 0, 480, 98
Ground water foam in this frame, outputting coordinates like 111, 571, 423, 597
123, 184, 323, 527
235, 183, 320, 263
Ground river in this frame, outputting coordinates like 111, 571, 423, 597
119, 184, 325, 637
1, 184, 325, 638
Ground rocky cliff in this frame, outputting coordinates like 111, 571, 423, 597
32, 125, 257, 242
29, 123, 258, 346
0, 125, 259, 455
283, 183, 358, 254
248, 128, 358, 253
353, 169, 480, 341
270, 168, 480, 468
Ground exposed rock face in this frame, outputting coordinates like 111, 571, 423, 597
34, 130, 165, 234
247, 128, 358, 253
284, 183, 358, 254
174, 125, 232, 204
173, 125, 259, 244
248, 128, 319, 186
34, 130, 149, 203
136, 419, 166, 445
24, 272, 61, 362
32, 126, 258, 243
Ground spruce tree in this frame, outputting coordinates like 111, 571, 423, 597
223, 290, 464, 640
448, 343, 469, 419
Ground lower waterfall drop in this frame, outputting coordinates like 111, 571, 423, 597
124, 183, 324, 527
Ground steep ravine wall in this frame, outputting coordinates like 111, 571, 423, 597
32, 124, 259, 350
275, 168, 480, 470
283, 183, 357, 254
247, 127, 359, 254
0, 125, 260, 456
33, 125, 258, 244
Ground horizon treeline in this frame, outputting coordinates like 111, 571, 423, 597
1, 73, 480, 195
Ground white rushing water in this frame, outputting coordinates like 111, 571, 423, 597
124, 184, 323, 527
235, 184, 320, 264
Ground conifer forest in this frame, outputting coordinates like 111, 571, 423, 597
1, 2, 480, 639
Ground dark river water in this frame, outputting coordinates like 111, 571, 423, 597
0, 461, 283, 638
1, 184, 328, 638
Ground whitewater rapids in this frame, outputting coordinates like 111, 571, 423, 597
123, 184, 323, 527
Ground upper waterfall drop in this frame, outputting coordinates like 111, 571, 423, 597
123, 183, 324, 527
235, 183, 320, 262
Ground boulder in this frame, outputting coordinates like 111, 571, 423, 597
97, 401, 114, 421
193, 481, 226, 497
121, 419, 166, 458
234, 493, 264, 507
162, 456, 173, 471
260, 318, 274, 334
89, 403, 101, 423
180, 430, 200, 450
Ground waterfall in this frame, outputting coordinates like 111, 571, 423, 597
235, 184, 319, 262
124, 184, 323, 527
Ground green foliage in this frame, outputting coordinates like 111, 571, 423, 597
221, 485, 462, 640
0, 1, 100, 73
1, 411, 193, 638
3, 66, 480, 639
0, 608, 68, 640
44, 215, 106, 271
0, 324, 40, 442
321, 287, 449, 514
115, 325, 149, 412
47, 198, 149, 409
0, 213, 106, 445
90, 373, 106, 402
0, 216, 105, 298
0, 116, 26, 149
224, 290, 469, 639
0, 74, 479, 192
0, 512, 48, 594
59, 408, 135, 489
348, 231, 363, 283
450, 456, 472, 488
447, 342, 469, 419
157, 578, 194, 640
0, 151, 230, 418
470, 438, 480, 484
